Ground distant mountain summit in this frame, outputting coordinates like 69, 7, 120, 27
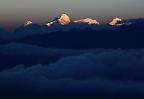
74, 18, 99, 25
109, 17, 123, 26
24, 19, 33, 26
46, 22, 54, 27
46, 14, 99, 27
58, 14, 71, 25
46, 14, 71, 27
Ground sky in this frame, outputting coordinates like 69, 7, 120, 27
0, 0, 144, 30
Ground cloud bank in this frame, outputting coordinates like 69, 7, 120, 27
0, 45, 144, 98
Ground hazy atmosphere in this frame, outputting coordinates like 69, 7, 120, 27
1, 0, 144, 98
0, 0, 144, 29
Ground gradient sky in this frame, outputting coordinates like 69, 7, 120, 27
0, 0, 144, 30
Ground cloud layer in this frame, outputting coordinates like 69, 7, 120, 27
0, 44, 144, 98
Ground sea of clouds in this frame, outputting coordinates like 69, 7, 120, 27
0, 43, 144, 98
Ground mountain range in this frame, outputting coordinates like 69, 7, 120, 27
1, 14, 144, 98
0, 14, 144, 49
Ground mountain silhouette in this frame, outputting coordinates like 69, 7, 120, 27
0, 18, 144, 49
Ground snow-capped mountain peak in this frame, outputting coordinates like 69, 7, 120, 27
74, 18, 99, 25
46, 22, 54, 27
46, 14, 71, 26
24, 19, 33, 26
58, 14, 71, 25
109, 17, 123, 26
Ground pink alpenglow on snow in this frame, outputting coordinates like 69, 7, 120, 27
109, 17, 123, 26
46, 22, 54, 27
58, 14, 71, 25
24, 19, 33, 26
74, 18, 99, 25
